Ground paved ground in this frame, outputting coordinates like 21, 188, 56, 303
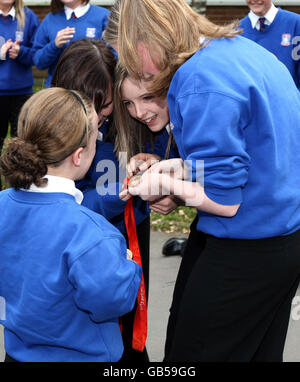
1, 230, 300, 362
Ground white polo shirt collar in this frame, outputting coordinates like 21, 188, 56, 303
0, 6, 15, 19
64, 3, 90, 20
24, 175, 83, 205
248, 3, 278, 30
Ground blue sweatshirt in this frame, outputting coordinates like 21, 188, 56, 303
240, 8, 300, 88
0, 8, 39, 95
0, 189, 141, 362
168, 35, 300, 239
33, 5, 109, 87
77, 125, 179, 235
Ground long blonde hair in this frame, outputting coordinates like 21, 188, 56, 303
118, 0, 241, 96
113, 62, 154, 163
14, 0, 26, 30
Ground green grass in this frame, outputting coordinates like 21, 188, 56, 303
150, 206, 197, 233
33, 79, 45, 93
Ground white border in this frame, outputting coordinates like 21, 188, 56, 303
23, 0, 300, 7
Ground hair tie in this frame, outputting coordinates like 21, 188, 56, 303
68, 90, 87, 115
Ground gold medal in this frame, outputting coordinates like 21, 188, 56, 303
128, 174, 142, 188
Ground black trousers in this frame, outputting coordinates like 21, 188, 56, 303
0, 94, 31, 190
5, 353, 17, 362
165, 225, 300, 362
119, 216, 150, 363
0, 94, 31, 143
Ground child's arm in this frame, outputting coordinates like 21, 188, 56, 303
68, 235, 142, 322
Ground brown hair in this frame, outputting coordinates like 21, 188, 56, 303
52, 38, 116, 115
118, 0, 241, 96
0, 87, 93, 189
114, 62, 154, 161
51, 0, 89, 14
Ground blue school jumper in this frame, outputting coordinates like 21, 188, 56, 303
168, 35, 300, 239
78, 124, 179, 235
33, 5, 109, 87
0, 188, 141, 362
240, 8, 300, 89
0, 8, 39, 95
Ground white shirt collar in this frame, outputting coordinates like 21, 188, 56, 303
0, 6, 15, 19
248, 3, 278, 29
64, 3, 90, 20
24, 175, 83, 205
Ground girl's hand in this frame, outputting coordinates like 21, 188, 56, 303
149, 195, 182, 215
146, 158, 188, 180
127, 153, 160, 178
55, 27, 75, 48
8, 40, 20, 60
127, 158, 188, 202
119, 183, 132, 201
128, 171, 170, 202
0, 39, 13, 60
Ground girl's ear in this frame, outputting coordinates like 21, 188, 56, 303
72, 147, 84, 167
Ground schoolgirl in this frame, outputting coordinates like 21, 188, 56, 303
0, 0, 39, 189
51, 38, 151, 363
117, 0, 300, 362
0, 87, 141, 362
33, 0, 109, 87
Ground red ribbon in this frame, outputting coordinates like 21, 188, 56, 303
123, 177, 147, 352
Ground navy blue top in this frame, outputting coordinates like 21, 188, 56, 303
240, 8, 300, 89
0, 8, 39, 95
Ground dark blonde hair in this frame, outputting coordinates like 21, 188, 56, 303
118, 0, 241, 96
14, 0, 26, 30
0, 88, 93, 189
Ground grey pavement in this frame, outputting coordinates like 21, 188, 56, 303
1, 230, 300, 362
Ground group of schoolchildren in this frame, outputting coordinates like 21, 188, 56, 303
0, 0, 300, 363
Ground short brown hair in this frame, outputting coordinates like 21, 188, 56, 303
52, 39, 116, 114
0, 88, 93, 189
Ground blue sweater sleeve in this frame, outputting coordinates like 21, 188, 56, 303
176, 92, 250, 205
16, 10, 40, 67
68, 236, 142, 322
33, 17, 62, 70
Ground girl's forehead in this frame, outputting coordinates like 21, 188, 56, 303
137, 42, 160, 77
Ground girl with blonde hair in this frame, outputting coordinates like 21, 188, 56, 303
117, 0, 300, 362
0, 87, 141, 362
0, 0, 39, 190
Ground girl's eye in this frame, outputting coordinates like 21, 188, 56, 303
143, 95, 154, 101
123, 101, 131, 107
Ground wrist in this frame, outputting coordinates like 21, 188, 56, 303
0, 48, 6, 60
171, 178, 204, 208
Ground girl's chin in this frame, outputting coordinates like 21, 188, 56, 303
145, 121, 165, 133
